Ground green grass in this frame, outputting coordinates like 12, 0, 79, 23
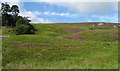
2, 23, 118, 69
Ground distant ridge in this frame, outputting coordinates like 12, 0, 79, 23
32, 22, 119, 24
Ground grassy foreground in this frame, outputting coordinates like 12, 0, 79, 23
2, 23, 118, 69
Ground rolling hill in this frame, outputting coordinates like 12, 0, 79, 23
2, 22, 118, 69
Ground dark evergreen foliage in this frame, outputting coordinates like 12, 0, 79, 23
0, 2, 37, 35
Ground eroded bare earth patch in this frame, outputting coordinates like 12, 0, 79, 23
63, 44, 86, 47
99, 25, 116, 28
107, 33, 118, 39
9, 43, 51, 48
64, 33, 85, 40
96, 33, 118, 39
67, 28, 84, 33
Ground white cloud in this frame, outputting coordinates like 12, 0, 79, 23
4, 0, 116, 14
33, 11, 41, 15
44, 2, 118, 23
47, 2, 118, 14
32, 11, 78, 17
44, 11, 50, 15
0, 0, 118, 23
43, 11, 77, 17
51, 12, 55, 15
2, 0, 118, 14
19, 10, 52, 23
0, 0, 119, 14
85, 18, 93, 22
91, 14, 118, 22
19, 5, 52, 23
1, 0, 119, 2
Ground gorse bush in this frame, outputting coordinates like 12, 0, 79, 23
16, 17, 31, 25
13, 17, 37, 35
13, 24, 37, 35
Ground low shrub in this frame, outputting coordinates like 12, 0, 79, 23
13, 24, 37, 35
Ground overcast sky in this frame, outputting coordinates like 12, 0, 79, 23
0, 0, 119, 23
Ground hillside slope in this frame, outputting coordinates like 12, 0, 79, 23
2, 23, 118, 69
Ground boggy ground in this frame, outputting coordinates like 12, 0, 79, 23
2, 23, 118, 69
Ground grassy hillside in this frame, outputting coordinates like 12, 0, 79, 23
2, 23, 118, 69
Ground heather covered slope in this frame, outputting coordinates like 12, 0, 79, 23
2, 22, 118, 69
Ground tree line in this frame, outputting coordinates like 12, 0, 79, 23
0, 2, 37, 35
